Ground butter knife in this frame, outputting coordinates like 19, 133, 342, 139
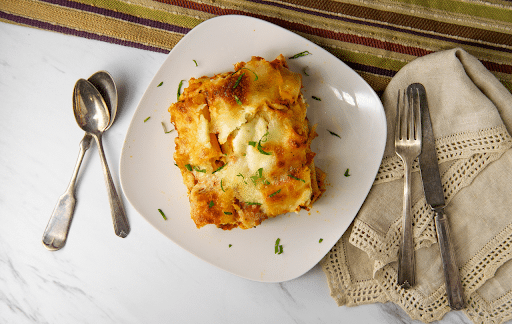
415, 83, 465, 310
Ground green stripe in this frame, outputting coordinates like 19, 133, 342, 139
327, 48, 408, 73
75, 0, 204, 28
395, 0, 512, 24
501, 80, 512, 94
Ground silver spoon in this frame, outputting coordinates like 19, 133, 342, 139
42, 72, 126, 250
73, 78, 130, 238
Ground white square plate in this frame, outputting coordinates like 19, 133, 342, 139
120, 15, 386, 282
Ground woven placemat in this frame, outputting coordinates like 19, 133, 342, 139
1, 0, 511, 94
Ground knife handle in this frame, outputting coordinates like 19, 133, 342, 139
435, 210, 465, 310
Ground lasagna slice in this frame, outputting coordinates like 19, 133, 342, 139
169, 55, 325, 230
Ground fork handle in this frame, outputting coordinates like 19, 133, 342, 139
435, 209, 465, 310
398, 160, 415, 289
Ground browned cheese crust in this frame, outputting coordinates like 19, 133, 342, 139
169, 55, 325, 230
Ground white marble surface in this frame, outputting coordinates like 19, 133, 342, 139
0, 22, 473, 324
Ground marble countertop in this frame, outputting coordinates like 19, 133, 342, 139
0, 22, 473, 324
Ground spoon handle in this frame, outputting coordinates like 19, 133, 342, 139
93, 133, 130, 238
42, 134, 92, 250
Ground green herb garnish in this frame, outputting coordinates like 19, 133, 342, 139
288, 174, 305, 182
275, 238, 283, 254
257, 141, 271, 155
161, 122, 174, 134
250, 168, 264, 185
212, 163, 227, 174
224, 211, 232, 215
177, 80, 184, 100
144, 116, 150, 122
246, 202, 262, 206
208, 201, 214, 208
232, 67, 258, 81
157, 81, 163, 87
193, 166, 206, 173
248, 132, 271, 155
234, 94, 242, 105
328, 130, 341, 138
256, 132, 271, 155
303, 67, 309, 76
158, 209, 167, 220
220, 179, 225, 192
344, 168, 350, 177
319, 238, 323, 243
268, 189, 281, 198
229, 244, 232, 248
237, 173, 247, 184
233, 73, 245, 89
193, 59, 198, 67
312, 96, 321, 101
289, 51, 311, 59
185, 164, 192, 171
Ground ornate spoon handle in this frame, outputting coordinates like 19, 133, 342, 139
42, 134, 92, 250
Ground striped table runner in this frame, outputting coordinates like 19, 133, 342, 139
1, 0, 511, 94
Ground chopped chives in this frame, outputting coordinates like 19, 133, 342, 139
220, 179, 225, 192
232, 67, 258, 81
344, 168, 350, 177
312, 96, 321, 101
158, 209, 167, 220
327, 130, 341, 138
275, 238, 283, 254
268, 189, 281, 198
237, 173, 247, 184
319, 238, 323, 243
144, 116, 150, 122
193, 166, 206, 173
250, 168, 264, 185
234, 94, 242, 105
208, 201, 214, 208
233, 73, 245, 89
177, 80, 184, 100
289, 51, 311, 59
193, 59, 198, 67
185, 164, 192, 171
212, 163, 227, 174
161, 122, 174, 134
224, 211, 232, 215
157, 81, 163, 87
246, 202, 261, 206
288, 174, 305, 182
257, 141, 271, 155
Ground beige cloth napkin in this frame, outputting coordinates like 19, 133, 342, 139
320, 48, 512, 323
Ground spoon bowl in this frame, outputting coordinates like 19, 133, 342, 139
73, 79, 110, 134
88, 71, 118, 130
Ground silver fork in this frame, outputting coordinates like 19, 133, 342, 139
395, 86, 422, 289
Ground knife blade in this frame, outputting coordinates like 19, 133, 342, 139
415, 83, 465, 310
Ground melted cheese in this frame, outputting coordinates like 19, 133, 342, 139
169, 55, 325, 230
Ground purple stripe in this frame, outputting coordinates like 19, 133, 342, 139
0, 11, 169, 53
38, 0, 192, 34
246, 0, 512, 54
349, 62, 396, 78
